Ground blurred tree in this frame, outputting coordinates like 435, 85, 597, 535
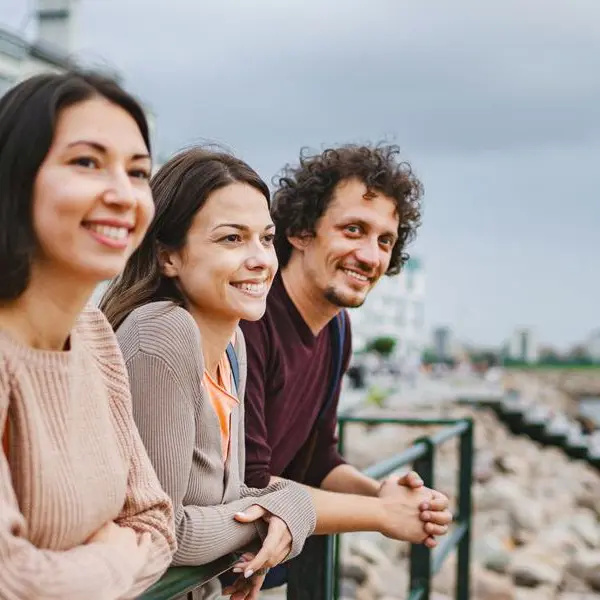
366, 336, 397, 357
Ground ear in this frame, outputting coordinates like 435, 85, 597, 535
287, 231, 313, 252
158, 245, 181, 278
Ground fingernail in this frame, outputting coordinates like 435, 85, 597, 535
235, 512, 246, 517
233, 567, 242, 573
245, 569, 254, 579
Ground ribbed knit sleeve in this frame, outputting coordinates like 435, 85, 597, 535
118, 303, 316, 569
125, 350, 267, 566
0, 355, 147, 599
238, 481, 315, 559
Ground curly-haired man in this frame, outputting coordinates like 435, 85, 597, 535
239, 145, 451, 583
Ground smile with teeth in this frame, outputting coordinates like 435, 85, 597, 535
342, 268, 370, 283
85, 223, 130, 241
231, 281, 268, 296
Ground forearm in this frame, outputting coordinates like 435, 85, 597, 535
268, 475, 383, 536
320, 464, 380, 497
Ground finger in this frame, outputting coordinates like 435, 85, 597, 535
241, 537, 277, 578
234, 505, 267, 524
421, 510, 453, 526
424, 536, 438, 549
248, 574, 266, 600
424, 522, 449, 536
397, 470, 424, 488
427, 494, 449, 512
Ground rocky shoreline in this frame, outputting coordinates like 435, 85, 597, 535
337, 373, 600, 600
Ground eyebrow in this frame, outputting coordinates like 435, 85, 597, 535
67, 140, 150, 161
211, 223, 275, 232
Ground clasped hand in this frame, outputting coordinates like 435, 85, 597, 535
378, 471, 452, 548
221, 506, 292, 600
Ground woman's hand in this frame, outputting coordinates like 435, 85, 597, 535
86, 521, 152, 572
233, 505, 292, 577
222, 553, 267, 600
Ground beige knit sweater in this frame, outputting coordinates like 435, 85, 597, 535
0, 305, 177, 600
116, 302, 316, 570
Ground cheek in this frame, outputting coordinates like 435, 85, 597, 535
132, 191, 155, 244
32, 178, 87, 247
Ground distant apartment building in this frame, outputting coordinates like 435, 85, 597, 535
349, 256, 426, 365
507, 327, 539, 363
0, 1, 79, 95
432, 326, 453, 361
585, 329, 600, 361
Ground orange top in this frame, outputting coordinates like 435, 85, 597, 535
203, 346, 240, 461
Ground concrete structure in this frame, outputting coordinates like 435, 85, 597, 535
349, 256, 426, 367
0, 1, 79, 94
507, 327, 539, 363
432, 326, 453, 361
585, 329, 600, 361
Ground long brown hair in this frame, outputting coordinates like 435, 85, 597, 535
100, 147, 270, 330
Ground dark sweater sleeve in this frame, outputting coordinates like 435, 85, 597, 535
302, 313, 352, 487
239, 318, 274, 489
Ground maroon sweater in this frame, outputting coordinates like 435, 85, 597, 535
240, 275, 351, 488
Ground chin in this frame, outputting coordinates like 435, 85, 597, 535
324, 286, 368, 309
237, 302, 267, 322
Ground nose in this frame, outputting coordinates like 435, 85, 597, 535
354, 236, 380, 270
102, 170, 136, 210
245, 238, 277, 271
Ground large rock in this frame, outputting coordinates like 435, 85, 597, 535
509, 545, 566, 588
567, 550, 600, 590
471, 566, 516, 600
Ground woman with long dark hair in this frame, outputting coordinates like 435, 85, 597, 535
0, 71, 176, 598
101, 148, 316, 599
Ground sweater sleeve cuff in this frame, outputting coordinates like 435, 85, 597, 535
242, 481, 316, 560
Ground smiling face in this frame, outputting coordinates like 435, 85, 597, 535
31, 96, 154, 286
293, 178, 399, 308
162, 182, 277, 323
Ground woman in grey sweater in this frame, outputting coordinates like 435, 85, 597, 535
101, 149, 316, 599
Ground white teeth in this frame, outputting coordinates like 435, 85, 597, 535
232, 282, 266, 293
87, 224, 129, 241
343, 269, 369, 282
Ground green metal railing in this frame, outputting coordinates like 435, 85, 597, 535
139, 416, 474, 600
338, 416, 473, 600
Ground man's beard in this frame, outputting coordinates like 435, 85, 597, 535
324, 284, 367, 309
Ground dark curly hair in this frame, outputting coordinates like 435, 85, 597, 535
271, 143, 423, 276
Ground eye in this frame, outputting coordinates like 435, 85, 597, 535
379, 236, 394, 248
71, 156, 99, 169
129, 168, 151, 180
222, 234, 242, 243
262, 233, 275, 245
345, 224, 362, 236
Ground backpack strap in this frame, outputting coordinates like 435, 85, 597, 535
225, 342, 240, 395
317, 310, 347, 426
2, 421, 8, 458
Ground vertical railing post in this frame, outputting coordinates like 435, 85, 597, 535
332, 420, 347, 600
409, 437, 434, 600
456, 418, 473, 600
287, 535, 331, 600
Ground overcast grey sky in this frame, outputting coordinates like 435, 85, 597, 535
3, 0, 599, 348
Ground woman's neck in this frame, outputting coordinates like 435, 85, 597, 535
188, 307, 238, 379
0, 266, 96, 351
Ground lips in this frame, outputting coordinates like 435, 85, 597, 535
230, 279, 269, 297
341, 267, 372, 284
83, 223, 130, 241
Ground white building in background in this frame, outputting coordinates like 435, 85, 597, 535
432, 326, 453, 361
507, 327, 539, 363
0, 1, 157, 147
349, 256, 426, 366
585, 329, 600, 361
